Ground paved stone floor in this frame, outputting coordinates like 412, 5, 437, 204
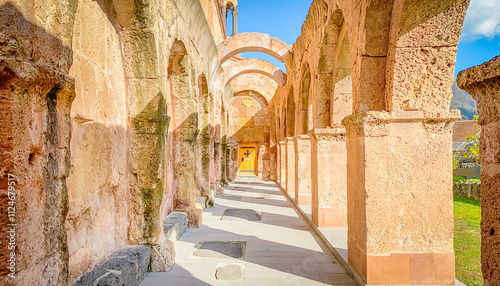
140, 177, 356, 286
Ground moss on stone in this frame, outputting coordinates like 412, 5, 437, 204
141, 180, 164, 240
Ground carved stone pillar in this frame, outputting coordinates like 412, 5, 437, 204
226, 142, 239, 182
279, 141, 286, 189
342, 111, 458, 285
458, 56, 500, 286
311, 128, 347, 227
221, 5, 227, 32
285, 137, 295, 196
293, 134, 312, 205
232, 7, 238, 35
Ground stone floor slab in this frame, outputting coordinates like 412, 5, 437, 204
215, 263, 246, 280
193, 241, 247, 259
222, 208, 262, 221
140, 176, 354, 286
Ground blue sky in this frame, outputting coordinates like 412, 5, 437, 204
234, 0, 500, 76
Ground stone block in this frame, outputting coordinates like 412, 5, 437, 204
74, 245, 150, 286
215, 263, 245, 280
222, 209, 262, 221
150, 239, 175, 272
163, 212, 188, 243
193, 241, 246, 259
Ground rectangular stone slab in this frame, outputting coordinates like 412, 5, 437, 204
222, 209, 262, 221
215, 263, 245, 280
193, 241, 246, 259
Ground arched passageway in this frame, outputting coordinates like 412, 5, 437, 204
3, 0, 493, 285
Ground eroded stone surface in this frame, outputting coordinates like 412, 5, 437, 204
164, 212, 188, 243
150, 240, 175, 272
74, 245, 150, 286
222, 208, 262, 221
458, 55, 500, 286
193, 241, 247, 259
215, 263, 245, 280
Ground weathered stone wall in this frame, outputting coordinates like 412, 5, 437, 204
0, 1, 76, 285
228, 91, 270, 143
227, 91, 272, 180
66, 0, 129, 281
453, 182, 481, 200
0, 0, 227, 284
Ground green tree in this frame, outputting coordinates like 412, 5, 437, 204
463, 115, 480, 164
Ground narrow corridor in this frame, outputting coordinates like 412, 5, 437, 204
140, 177, 356, 286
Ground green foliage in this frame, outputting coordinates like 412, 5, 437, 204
463, 115, 480, 164
453, 176, 481, 183
453, 156, 459, 170
454, 196, 483, 286
207, 198, 214, 207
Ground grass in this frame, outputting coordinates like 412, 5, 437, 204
454, 176, 481, 183
454, 195, 483, 286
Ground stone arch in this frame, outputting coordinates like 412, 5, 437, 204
168, 40, 200, 227
296, 63, 311, 135
229, 73, 279, 102
313, 9, 350, 129
228, 89, 270, 143
331, 21, 353, 126
217, 59, 286, 91
218, 32, 292, 64
232, 89, 268, 107
384, 0, 469, 113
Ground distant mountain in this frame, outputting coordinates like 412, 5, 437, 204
451, 80, 478, 120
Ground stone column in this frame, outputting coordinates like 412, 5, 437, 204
276, 143, 281, 182
220, 135, 228, 187
293, 134, 312, 205
285, 137, 295, 196
458, 56, 500, 286
227, 142, 239, 182
310, 128, 347, 228
279, 141, 286, 188
342, 111, 458, 285
221, 5, 227, 32
232, 7, 238, 35
197, 95, 212, 208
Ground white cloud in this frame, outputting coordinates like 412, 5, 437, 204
461, 0, 500, 42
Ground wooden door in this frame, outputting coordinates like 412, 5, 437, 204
238, 146, 256, 175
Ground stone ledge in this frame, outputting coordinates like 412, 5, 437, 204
309, 128, 346, 141
74, 245, 150, 286
457, 55, 500, 88
164, 211, 188, 243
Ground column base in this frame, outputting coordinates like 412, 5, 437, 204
293, 134, 312, 206
313, 208, 347, 228
285, 137, 295, 196
349, 240, 455, 285
296, 194, 311, 206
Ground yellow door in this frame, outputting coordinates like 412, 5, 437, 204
238, 146, 256, 175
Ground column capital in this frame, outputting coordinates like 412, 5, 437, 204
278, 141, 286, 146
292, 134, 310, 141
309, 128, 346, 141
284, 136, 294, 142
342, 110, 460, 137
